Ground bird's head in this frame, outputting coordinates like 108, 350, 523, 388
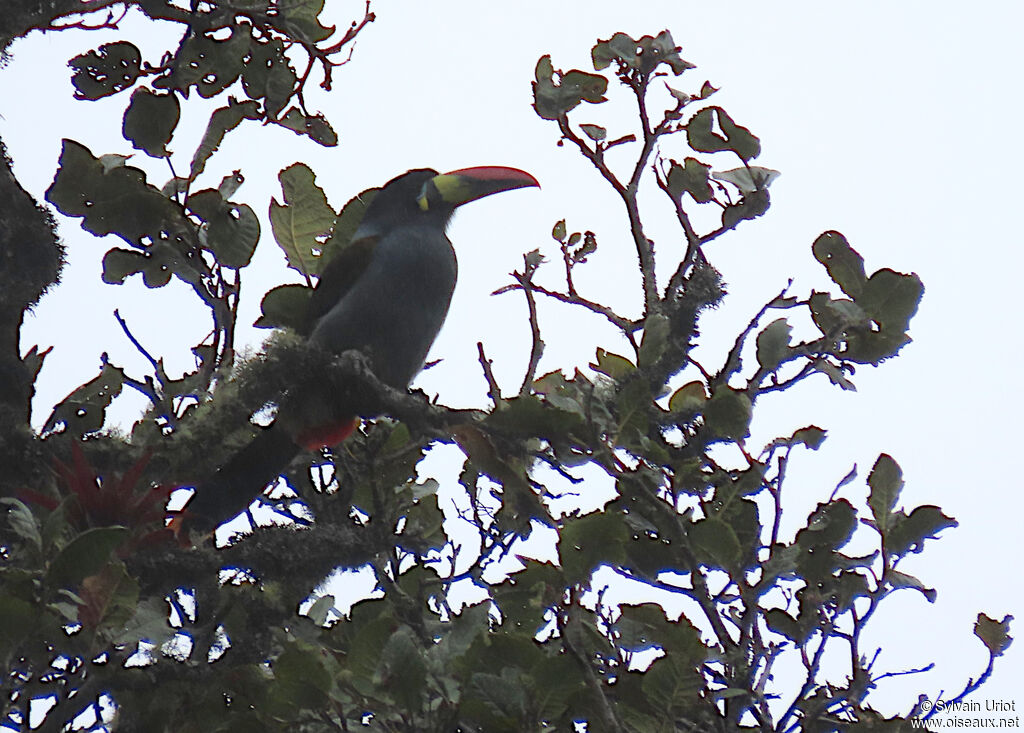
356, 166, 539, 235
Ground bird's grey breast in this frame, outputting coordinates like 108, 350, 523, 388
308, 224, 457, 386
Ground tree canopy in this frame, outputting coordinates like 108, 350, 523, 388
0, 2, 1013, 731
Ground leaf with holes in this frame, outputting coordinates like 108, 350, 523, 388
532, 55, 608, 120
69, 42, 142, 100
43, 363, 126, 437
270, 163, 336, 276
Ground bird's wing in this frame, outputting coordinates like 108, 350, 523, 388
301, 235, 378, 334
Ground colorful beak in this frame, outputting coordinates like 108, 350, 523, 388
420, 166, 540, 210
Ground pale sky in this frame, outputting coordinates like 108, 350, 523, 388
2, 0, 1021, 720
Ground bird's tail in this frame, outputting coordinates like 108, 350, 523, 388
180, 424, 303, 532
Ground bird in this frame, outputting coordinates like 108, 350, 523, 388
180, 166, 539, 531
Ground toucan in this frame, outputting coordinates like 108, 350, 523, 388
181, 166, 539, 531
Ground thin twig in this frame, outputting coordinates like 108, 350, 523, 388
476, 341, 501, 406
873, 663, 935, 683
113, 309, 160, 374
555, 118, 660, 314
716, 288, 786, 385
495, 280, 640, 342
514, 268, 544, 396
654, 161, 703, 287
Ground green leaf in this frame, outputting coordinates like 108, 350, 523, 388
436, 602, 491, 662
844, 330, 913, 365
242, 37, 297, 117
551, 219, 567, 241
122, 88, 179, 158
494, 561, 564, 632
666, 84, 690, 104
702, 387, 752, 441
641, 653, 703, 714
154, 24, 251, 99
812, 231, 866, 298
580, 124, 606, 141
788, 425, 827, 450
102, 246, 174, 287
687, 107, 760, 161
796, 499, 857, 551
887, 505, 957, 556
721, 497, 761, 564
69, 42, 142, 100
560, 510, 629, 585
616, 603, 704, 661
808, 291, 870, 336
112, 597, 175, 646
887, 569, 937, 603
273, 642, 332, 710
47, 526, 128, 588
592, 32, 642, 71
531, 653, 580, 722
255, 283, 314, 330
319, 186, 377, 271
592, 31, 694, 75
712, 166, 781, 193
755, 318, 792, 371
0, 596, 38, 651
668, 381, 707, 413
1, 498, 42, 550
532, 55, 608, 120
218, 171, 244, 199
46, 139, 184, 248
764, 608, 808, 644
467, 667, 528, 725
615, 379, 656, 447
213, 201, 261, 266
697, 81, 719, 99
690, 516, 741, 570
813, 360, 856, 391
728, 465, 767, 498
721, 189, 770, 229
401, 495, 445, 549
344, 603, 397, 682
667, 157, 714, 204
486, 393, 585, 439
208, 204, 260, 268
276, 107, 307, 136
275, 0, 333, 43
975, 614, 1013, 657
687, 108, 726, 153
832, 570, 873, 613
717, 107, 761, 160
867, 453, 903, 532
269, 163, 336, 277
591, 348, 636, 380
188, 189, 260, 268
43, 362, 126, 437
380, 625, 428, 710
857, 268, 924, 332
757, 544, 801, 594
638, 313, 670, 368
190, 99, 261, 180
305, 594, 335, 626
275, 108, 339, 146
